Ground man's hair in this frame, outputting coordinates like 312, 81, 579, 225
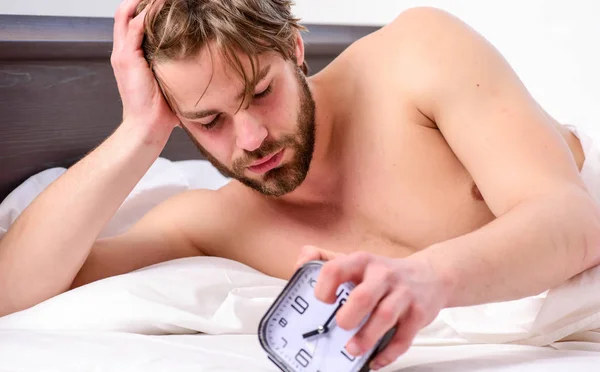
136, 0, 308, 106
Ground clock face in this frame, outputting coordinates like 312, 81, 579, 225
258, 261, 386, 372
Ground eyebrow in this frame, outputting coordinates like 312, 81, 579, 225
180, 65, 272, 120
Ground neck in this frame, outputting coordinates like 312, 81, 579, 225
277, 73, 342, 206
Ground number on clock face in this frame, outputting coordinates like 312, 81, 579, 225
292, 296, 310, 315
295, 349, 312, 367
260, 262, 377, 372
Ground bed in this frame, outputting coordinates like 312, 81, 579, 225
1, 13, 600, 372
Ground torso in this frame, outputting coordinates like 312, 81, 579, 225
196, 25, 586, 280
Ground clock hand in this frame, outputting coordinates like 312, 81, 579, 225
302, 298, 346, 339
323, 298, 346, 329
302, 325, 326, 339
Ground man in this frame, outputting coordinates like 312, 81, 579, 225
1, 0, 599, 369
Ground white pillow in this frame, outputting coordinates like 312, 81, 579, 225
172, 159, 231, 191
0, 157, 230, 238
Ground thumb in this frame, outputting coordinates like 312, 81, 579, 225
295, 245, 341, 270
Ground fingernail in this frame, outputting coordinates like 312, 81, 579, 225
371, 359, 387, 370
345, 341, 362, 356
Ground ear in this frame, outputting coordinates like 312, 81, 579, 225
294, 31, 306, 67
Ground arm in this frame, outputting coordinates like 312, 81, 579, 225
0, 0, 183, 317
0, 123, 165, 317
393, 7, 600, 305
298, 8, 600, 369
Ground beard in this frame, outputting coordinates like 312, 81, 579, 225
184, 66, 316, 197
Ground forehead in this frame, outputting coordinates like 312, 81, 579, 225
154, 46, 282, 113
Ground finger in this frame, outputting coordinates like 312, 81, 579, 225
314, 252, 372, 304
295, 245, 321, 269
127, 6, 149, 51
344, 285, 410, 357
335, 264, 393, 331
369, 307, 422, 370
114, 0, 144, 47
295, 245, 339, 269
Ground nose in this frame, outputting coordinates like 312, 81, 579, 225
235, 113, 267, 151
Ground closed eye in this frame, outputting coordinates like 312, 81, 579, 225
195, 83, 271, 130
254, 84, 272, 99
201, 113, 222, 130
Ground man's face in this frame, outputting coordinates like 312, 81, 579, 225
155, 47, 316, 197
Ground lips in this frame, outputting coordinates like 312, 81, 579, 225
248, 149, 284, 175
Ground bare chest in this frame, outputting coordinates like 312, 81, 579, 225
233, 110, 496, 279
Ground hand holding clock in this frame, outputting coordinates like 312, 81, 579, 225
295, 246, 451, 371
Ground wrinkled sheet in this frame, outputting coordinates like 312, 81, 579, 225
0, 255, 600, 372
2, 254, 600, 349
1, 330, 599, 372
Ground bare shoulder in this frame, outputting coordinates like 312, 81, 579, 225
170, 181, 260, 256
326, 8, 457, 84
341, 7, 517, 123
338, 8, 459, 58
127, 179, 263, 256
154, 183, 242, 250
343, 7, 491, 78
323, 8, 472, 126
385, 6, 468, 33
378, 7, 481, 52
382, 7, 509, 80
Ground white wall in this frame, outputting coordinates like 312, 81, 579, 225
0, 0, 121, 18
1, 0, 599, 134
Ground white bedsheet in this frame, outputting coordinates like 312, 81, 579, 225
2, 158, 600, 370
1, 330, 599, 372
0, 253, 599, 370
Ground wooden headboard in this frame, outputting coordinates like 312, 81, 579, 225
0, 15, 379, 201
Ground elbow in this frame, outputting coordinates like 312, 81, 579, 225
582, 205, 600, 270
534, 185, 600, 277
0, 273, 25, 318
0, 283, 18, 319
568, 189, 600, 272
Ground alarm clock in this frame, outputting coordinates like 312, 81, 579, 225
258, 260, 395, 372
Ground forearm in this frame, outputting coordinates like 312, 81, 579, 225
410, 187, 600, 307
0, 121, 171, 316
